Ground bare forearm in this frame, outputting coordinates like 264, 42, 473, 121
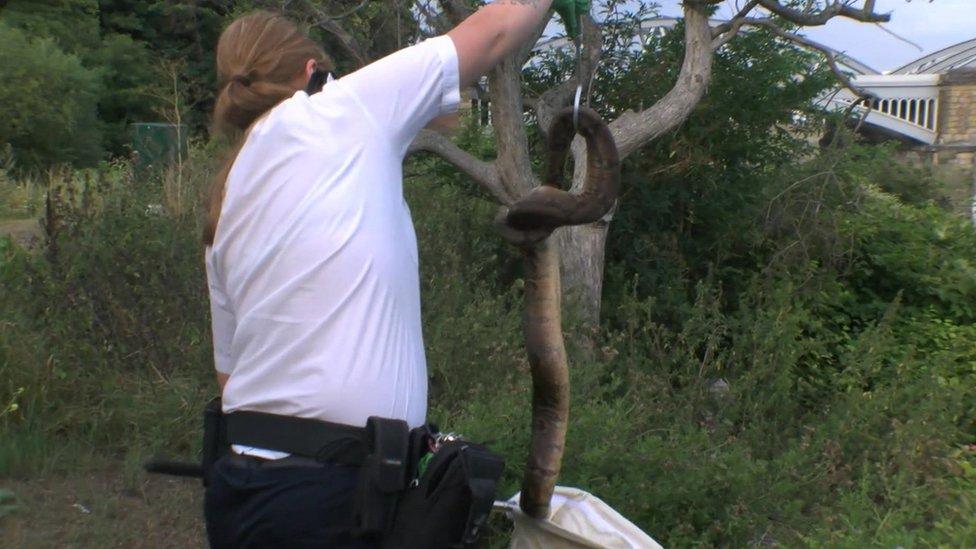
484, 1, 553, 53
448, 0, 554, 87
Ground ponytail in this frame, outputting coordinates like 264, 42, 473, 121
205, 11, 333, 245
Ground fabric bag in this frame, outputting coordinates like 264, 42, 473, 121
384, 440, 504, 548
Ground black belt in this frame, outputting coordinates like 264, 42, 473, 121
225, 410, 368, 466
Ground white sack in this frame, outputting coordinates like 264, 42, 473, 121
495, 486, 663, 549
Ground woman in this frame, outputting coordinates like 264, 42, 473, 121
203, 2, 572, 547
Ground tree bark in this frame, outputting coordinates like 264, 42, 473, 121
554, 223, 609, 322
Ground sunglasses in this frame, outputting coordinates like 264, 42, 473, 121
305, 68, 336, 95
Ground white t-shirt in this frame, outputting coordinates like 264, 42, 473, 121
206, 36, 460, 454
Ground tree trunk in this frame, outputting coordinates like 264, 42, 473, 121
556, 222, 609, 324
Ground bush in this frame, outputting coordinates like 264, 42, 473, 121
0, 22, 103, 169
1, 140, 974, 546
0, 157, 212, 474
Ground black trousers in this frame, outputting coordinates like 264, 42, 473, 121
204, 454, 378, 548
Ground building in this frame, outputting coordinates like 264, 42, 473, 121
830, 38, 976, 172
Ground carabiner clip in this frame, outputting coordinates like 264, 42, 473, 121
573, 37, 583, 132
573, 85, 583, 132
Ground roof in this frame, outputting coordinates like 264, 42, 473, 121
891, 37, 976, 75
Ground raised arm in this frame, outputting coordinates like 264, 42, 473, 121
447, 0, 555, 88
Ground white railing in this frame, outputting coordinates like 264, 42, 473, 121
828, 74, 941, 144
866, 96, 938, 131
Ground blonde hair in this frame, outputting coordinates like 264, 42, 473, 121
205, 11, 333, 245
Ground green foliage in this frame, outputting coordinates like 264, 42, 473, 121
89, 33, 160, 154
1, 0, 101, 55
0, 158, 213, 473
520, 9, 975, 544
0, 23, 103, 168
407, 161, 525, 403
1, 137, 975, 544
0, 0, 226, 164
97, 0, 225, 132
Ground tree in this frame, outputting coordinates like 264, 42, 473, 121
96, 0, 227, 133
0, 0, 204, 158
90, 32, 160, 154
0, 0, 101, 55
397, 0, 885, 323
0, 22, 103, 168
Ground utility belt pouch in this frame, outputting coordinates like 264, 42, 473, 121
201, 397, 228, 487
385, 440, 505, 548
353, 416, 410, 538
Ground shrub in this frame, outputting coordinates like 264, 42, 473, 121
0, 141, 973, 546
0, 22, 103, 169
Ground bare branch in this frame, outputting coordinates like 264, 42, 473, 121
283, 0, 372, 66
711, 0, 762, 38
315, 16, 371, 67
516, 12, 556, 68
756, 0, 890, 26
488, 42, 541, 199
873, 22, 923, 51
416, 0, 454, 35
609, 2, 714, 159
407, 130, 512, 205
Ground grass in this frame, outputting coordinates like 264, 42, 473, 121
0, 157, 42, 222
0, 469, 205, 548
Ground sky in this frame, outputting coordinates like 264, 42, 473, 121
654, 0, 975, 73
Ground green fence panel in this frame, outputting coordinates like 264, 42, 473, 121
129, 123, 189, 172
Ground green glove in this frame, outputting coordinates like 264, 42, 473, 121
553, 0, 590, 39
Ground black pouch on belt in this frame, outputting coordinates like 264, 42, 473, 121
385, 440, 505, 548
352, 416, 411, 539
201, 397, 228, 487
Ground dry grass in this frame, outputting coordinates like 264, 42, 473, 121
0, 219, 42, 249
0, 468, 205, 548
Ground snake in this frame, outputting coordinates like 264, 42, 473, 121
496, 106, 620, 518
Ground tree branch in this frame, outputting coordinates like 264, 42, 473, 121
315, 16, 371, 67
516, 12, 555, 68
432, 1, 537, 198
408, 130, 512, 205
608, 2, 714, 160
416, 0, 454, 36
711, 0, 762, 38
489, 59, 538, 199
733, 18, 876, 101
285, 0, 372, 67
756, 0, 890, 26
